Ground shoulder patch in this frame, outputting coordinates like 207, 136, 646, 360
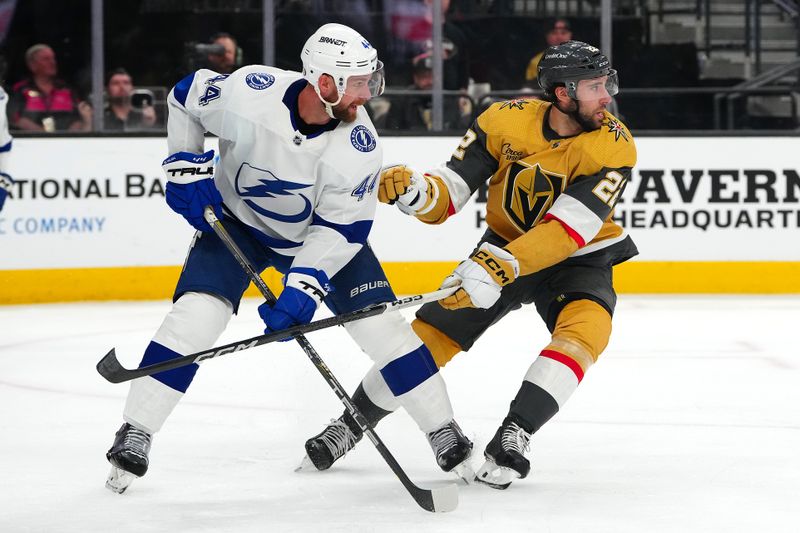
499, 98, 534, 111
350, 125, 377, 152
479, 98, 546, 136
602, 117, 630, 142
578, 116, 636, 168
245, 72, 275, 90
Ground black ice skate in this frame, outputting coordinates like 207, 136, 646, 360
426, 420, 474, 482
475, 417, 532, 490
105, 422, 153, 494
297, 414, 363, 471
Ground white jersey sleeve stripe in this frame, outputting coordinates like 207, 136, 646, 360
428, 164, 474, 213
547, 193, 603, 247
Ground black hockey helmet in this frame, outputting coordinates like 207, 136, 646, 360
538, 40, 618, 101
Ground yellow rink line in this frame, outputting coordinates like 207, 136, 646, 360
2, 261, 800, 304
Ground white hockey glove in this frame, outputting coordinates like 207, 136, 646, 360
378, 165, 435, 216
440, 242, 520, 310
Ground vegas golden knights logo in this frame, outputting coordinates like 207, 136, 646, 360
503, 161, 567, 231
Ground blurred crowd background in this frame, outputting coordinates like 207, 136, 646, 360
1, 0, 799, 134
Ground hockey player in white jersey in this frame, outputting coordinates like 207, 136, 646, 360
0, 87, 13, 213
105, 23, 472, 494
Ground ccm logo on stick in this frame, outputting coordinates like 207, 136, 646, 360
195, 340, 259, 363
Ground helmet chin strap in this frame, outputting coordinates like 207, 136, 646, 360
314, 85, 343, 119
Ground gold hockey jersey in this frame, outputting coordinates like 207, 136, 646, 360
429, 97, 637, 271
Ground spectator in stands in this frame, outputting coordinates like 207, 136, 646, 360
103, 68, 159, 131
384, 51, 472, 131
524, 18, 573, 87
8, 44, 92, 132
206, 32, 239, 74
384, 0, 470, 91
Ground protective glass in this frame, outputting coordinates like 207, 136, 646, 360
571, 69, 619, 100
342, 61, 385, 99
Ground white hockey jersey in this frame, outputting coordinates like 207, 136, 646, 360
0, 88, 12, 172
166, 66, 382, 280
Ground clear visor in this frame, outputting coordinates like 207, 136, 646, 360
571, 69, 619, 101
340, 61, 385, 100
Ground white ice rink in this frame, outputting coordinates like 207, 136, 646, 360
1, 295, 798, 532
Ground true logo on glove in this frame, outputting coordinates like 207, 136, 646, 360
165, 166, 214, 178
299, 280, 326, 301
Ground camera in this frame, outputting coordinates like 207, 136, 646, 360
131, 89, 154, 109
192, 43, 226, 56
183, 42, 226, 73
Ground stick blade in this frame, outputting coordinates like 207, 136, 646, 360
414, 482, 459, 513
96, 348, 129, 383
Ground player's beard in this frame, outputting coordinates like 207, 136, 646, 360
332, 97, 365, 123
565, 100, 604, 132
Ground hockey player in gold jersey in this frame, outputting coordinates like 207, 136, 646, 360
302, 41, 638, 489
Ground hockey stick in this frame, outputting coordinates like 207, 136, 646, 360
204, 207, 458, 513
96, 286, 457, 384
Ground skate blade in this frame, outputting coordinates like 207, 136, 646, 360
105, 465, 138, 494
450, 460, 476, 484
294, 454, 317, 473
473, 459, 520, 490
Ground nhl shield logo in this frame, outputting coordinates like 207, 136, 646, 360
350, 125, 376, 152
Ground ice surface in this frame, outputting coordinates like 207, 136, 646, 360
1, 295, 798, 532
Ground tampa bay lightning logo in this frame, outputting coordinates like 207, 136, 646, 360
350, 125, 376, 152
245, 72, 275, 90
235, 163, 311, 223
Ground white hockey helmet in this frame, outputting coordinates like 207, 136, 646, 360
301, 23, 385, 115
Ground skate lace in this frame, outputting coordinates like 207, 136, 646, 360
427, 423, 458, 459
501, 422, 531, 455
123, 426, 152, 458
319, 419, 357, 460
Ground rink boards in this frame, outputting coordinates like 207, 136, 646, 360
2, 135, 799, 303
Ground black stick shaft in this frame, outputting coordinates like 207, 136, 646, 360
204, 208, 456, 512
96, 289, 452, 384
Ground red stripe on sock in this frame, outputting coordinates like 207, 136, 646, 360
543, 213, 585, 247
540, 349, 584, 382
